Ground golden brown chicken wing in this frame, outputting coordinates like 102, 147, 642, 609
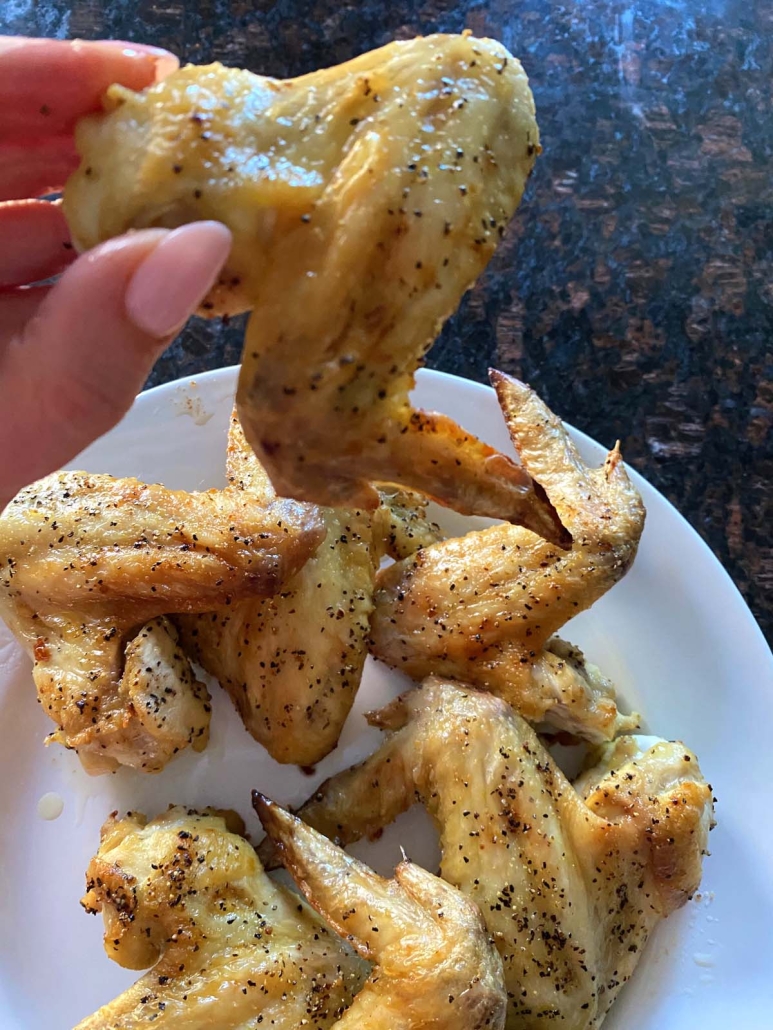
0, 471, 322, 773
177, 413, 379, 766
373, 486, 443, 562
255, 794, 507, 1030
263, 678, 713, 1029
75, 806, 366, 1029
63, 34, 568, 545
369, 371, 644, 741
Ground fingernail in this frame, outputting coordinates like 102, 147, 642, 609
86, 39, 179, 80
124, 222, 232, 339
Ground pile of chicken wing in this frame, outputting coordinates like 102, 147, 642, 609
0, 32, 714, 1030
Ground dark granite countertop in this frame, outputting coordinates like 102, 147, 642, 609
3, 0, 771, 641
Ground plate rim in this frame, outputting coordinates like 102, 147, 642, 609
2, 363, 771, 1028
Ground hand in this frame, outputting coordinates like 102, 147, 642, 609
0, 37, 232, 507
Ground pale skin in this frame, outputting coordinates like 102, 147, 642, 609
0, 36, 232, 508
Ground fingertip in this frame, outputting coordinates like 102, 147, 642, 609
153, 52, 180, 82
124, 221, 232, 338
0, 219, 231, 504
89, 40, 179, 81
0, 38, 180, 144
82, 227, 169, 267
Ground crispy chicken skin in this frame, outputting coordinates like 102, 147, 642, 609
373, 487, 443, 562
255, 794, 507, 1030
263, 679, 713, 1029
369, 371, 644, 741
75, 807, 365, 1029
63, 35, 569, 545
0, 471, 323, 773
177, 413, 379, 766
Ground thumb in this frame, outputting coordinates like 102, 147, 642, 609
0, 221, 231, 505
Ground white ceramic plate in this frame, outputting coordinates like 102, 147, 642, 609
0, 367, 771, 1029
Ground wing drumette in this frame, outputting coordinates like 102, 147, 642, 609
76, 806, 365, 1028
0, 471, 322, 772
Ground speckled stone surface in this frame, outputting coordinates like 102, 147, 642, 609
3, 0, 771, 641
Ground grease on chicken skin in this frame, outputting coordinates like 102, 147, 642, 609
262, 679, 713, 1029
369, 370, 644, 741
76, 807, 365, 1029
63, 34, 568, 544
0, 471, 323, 773
255, 794, 507, 1030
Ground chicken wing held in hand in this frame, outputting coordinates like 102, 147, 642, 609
369, 370, 645, 741
75, 807, 365, 1029
63, 34, 569, 546
263, 679, 713, 1029
0, 471, 323, 773
254, 793, 507, 1030
177, 412, 379, 766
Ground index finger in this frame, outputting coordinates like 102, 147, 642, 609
0, 37, 178, 137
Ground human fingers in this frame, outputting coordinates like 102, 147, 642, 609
0, 136, 79, 202
0, 37, 178, 135
0, 287, 51, 343
0, 37, 178, 200
0, 221, 231, 506
0, 200, 74, 287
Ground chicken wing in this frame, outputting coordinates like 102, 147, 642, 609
369, 371, 644, 741
177, 413, 378, 766
373, 487, 443, 562
75, 806, 365, 1029
0, 471, 322, 773
255, 794, 507, 1030
262, 679, 713, 1029
63, 34, 569, 545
